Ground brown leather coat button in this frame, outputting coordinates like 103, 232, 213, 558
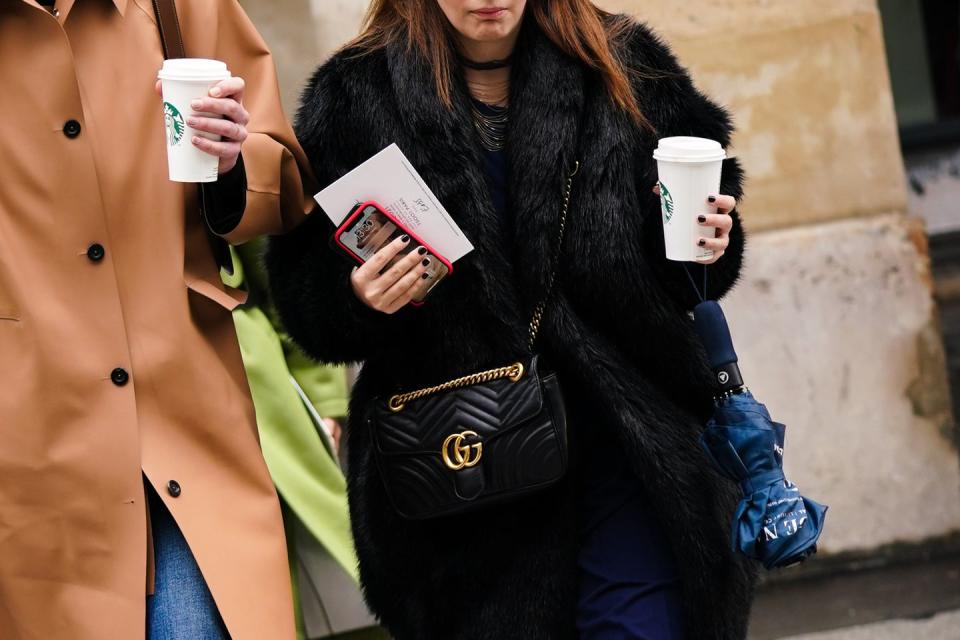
167, 480, 181, 498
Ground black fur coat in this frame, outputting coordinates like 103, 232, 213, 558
267, 16, 756, 640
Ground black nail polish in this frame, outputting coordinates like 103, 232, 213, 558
421, 259, 430, 267
698, 215, 707, 223
698, 239, 707, 247
708, 196, 717, 204
401, 235, 410, 243
418, 247, 427, 255
421, 273, 430, 280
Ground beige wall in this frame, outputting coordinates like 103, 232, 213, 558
240, 0, 367, 118
244, 0, 960, 555
600, 0, 908, 232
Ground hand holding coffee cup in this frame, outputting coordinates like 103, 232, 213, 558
651, 185, 735, 264
157, 59, 250, 182
185, 76, 249, 175
653, 137, 735, 264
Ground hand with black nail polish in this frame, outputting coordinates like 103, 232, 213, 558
696, 193, 737, 264
350, 236, 435, 314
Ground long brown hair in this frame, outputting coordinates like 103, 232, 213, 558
351, 0, 652, 129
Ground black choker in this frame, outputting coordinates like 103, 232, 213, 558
459, 54, 513, 71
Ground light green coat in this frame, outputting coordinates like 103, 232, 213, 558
233, 304, 357, 579
225, 243, 383, 640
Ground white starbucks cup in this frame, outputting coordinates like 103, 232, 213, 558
157, 59, 231, 183
653, 136, 727, 262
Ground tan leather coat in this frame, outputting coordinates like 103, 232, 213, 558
0, 1, 317, 638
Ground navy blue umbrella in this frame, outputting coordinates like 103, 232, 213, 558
693, 299, 828, 569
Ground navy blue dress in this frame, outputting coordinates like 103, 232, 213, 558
474, 99, 684, 639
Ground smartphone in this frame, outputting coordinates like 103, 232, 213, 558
333, 201, 452, 303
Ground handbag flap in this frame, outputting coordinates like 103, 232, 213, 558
371, 357, 545, 457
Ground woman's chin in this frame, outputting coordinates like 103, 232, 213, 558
466, 23, 515, 43
464, 19, 518, 42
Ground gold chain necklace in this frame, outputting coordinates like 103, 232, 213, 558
471, 101, 509, 152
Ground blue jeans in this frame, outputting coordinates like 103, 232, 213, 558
146, 486, 230, 640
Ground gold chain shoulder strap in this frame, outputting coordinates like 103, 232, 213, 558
389, 362, 524, 412
528, 160, 579, 352
388, 160, 580, 413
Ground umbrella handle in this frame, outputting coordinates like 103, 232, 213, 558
694, 301, 745, 393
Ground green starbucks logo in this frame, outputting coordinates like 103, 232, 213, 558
659, 181, 674, 223
163, 101, 185, 147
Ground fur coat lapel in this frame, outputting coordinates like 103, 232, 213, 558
506, 23, 584, 295
384, 24, 586, 327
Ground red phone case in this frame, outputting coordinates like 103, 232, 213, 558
333, 200, 454, 304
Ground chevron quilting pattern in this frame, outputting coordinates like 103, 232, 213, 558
375, 371, 542, 455
370, 357, 569, 519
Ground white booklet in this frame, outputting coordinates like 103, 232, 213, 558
315, 144, 475, 262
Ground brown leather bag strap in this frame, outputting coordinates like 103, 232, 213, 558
151, 0, 235, 274
152, 0, 186, 59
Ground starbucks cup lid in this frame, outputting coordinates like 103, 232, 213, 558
158, 59, 231, 82
653, 136, 726, 163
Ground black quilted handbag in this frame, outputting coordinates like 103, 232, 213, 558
368, 162, 579, 520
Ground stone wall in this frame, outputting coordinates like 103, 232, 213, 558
242, 0, 960, 556
601, 0, 908, 232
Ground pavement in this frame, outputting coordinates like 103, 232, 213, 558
748, 549, 960, 639
780, 610, 960, 640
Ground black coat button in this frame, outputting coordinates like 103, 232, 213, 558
167, 480, 181, 498
63, 120, 81, 139
110, 368, 129, 386
86, 243, 105, 262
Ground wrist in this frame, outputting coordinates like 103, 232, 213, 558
203, 155, 247, 236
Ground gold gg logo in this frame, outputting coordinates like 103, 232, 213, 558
441, 431, 483, 471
